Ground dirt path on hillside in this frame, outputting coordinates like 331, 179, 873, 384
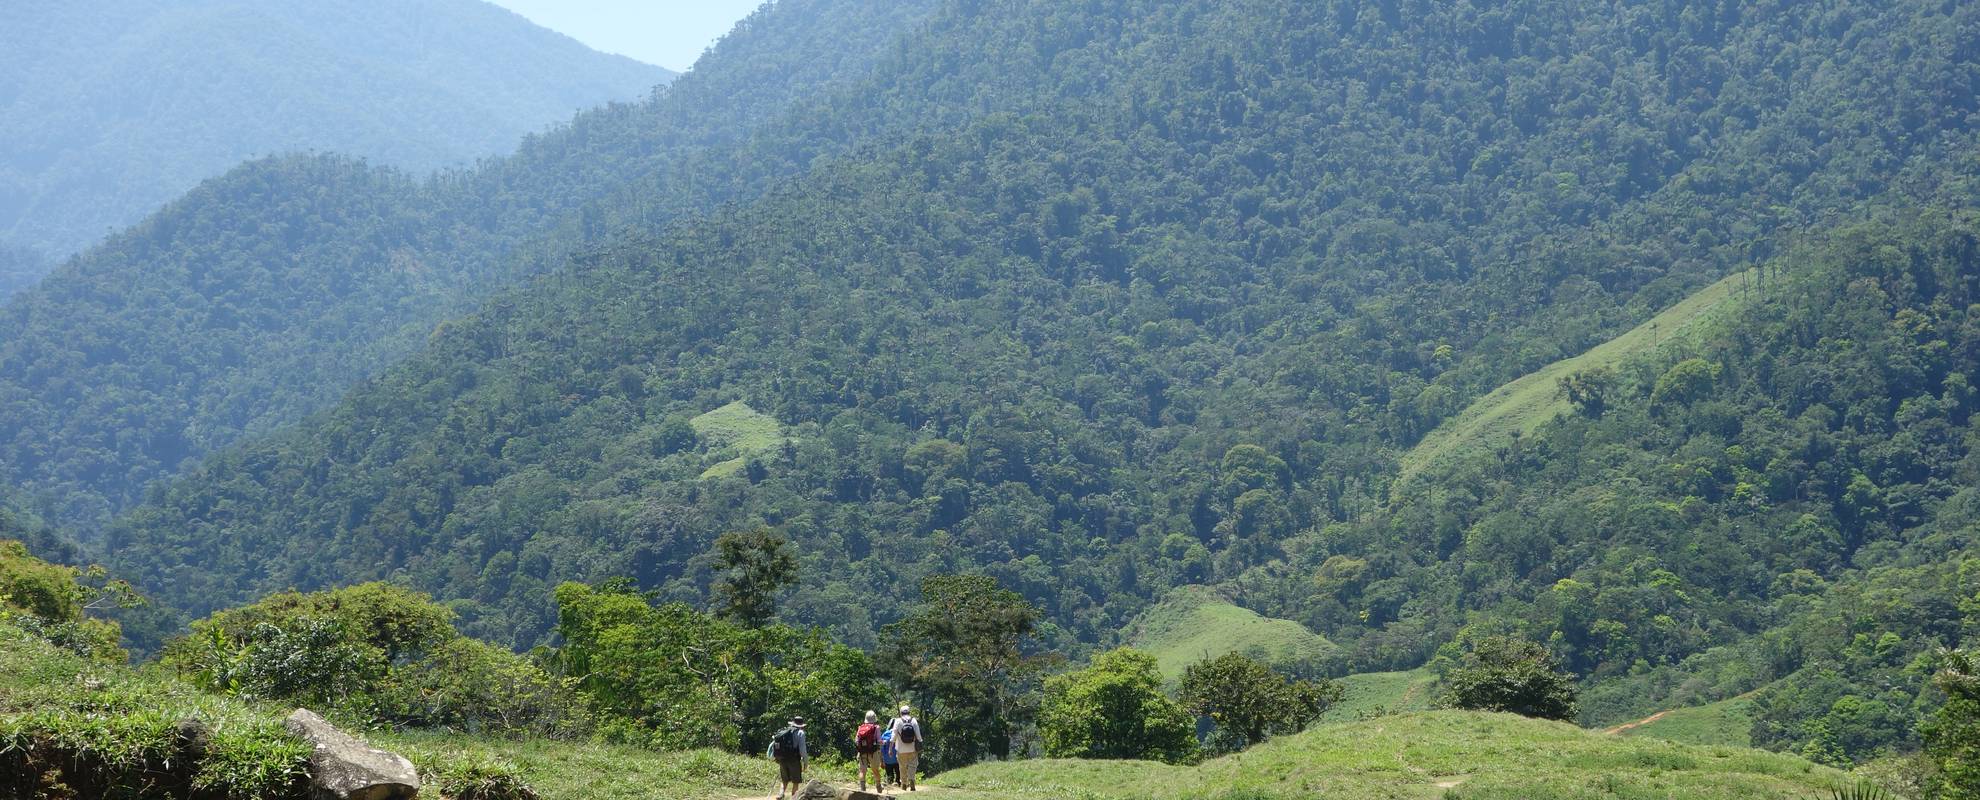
1602, 709, 1670, 735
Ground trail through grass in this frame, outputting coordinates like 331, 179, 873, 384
1399, 269, 1758, 485
1610, 693, 1759, 748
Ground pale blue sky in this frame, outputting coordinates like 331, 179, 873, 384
488, 0, 766, 73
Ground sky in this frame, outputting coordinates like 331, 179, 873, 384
488, 0, 765, 73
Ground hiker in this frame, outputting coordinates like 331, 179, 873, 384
855, 710, 885, 792
881, 725, 900, 787
888, 705, 925, 791
767, 715, 809, 800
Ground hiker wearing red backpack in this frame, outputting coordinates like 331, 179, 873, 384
888, 705, 925, 791
854, 710, 885, 792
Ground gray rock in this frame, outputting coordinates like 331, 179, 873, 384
793, 781, 840, 800
283, 708, 420, 800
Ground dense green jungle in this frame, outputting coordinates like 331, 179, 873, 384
2, 0, 1979, 797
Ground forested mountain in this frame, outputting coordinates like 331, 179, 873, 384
0, 0, 672, 280
102, 0, 1979, 701
0, 0, 948, 531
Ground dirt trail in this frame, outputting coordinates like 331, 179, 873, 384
1602, 709, 1671, 735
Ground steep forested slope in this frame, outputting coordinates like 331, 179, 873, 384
0, 0, 670, 271
1245, 210, 1980, 764
105, 0, 1980, 657
0, 0, 947, 531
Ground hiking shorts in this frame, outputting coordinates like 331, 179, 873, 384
778, 757, 803, 784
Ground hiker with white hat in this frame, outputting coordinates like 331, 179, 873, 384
887, 705, 926, 791
766, 715, 809, 800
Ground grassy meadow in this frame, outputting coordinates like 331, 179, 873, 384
937, 710, 1851, 800
1125, 587, 1337, 679
690, 401, 787, 479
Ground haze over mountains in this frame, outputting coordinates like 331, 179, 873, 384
0, 0, 1976, 787
0, 0, 673, 295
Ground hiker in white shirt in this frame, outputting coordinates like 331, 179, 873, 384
887, 705, 926, 791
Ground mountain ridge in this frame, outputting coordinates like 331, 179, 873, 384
0, 0, 672, 287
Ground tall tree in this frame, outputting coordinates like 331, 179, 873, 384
712, 528, 799, 630
1925, 649, 1980, 799
879, 574, 1049, 769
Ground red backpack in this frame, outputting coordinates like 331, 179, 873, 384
855, 723, 882, 753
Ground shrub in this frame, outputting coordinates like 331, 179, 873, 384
1039, 648, 1198, 764
1440, 636, 1579, 721
1178, 651, 1341, 753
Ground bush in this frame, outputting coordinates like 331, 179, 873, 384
1178, 652, 1341, 753
163, 584, 586, 738
1440, 636, 1579, 721
1039, 648, 1197, 764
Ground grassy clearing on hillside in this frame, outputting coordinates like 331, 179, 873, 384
690, 401, 786, 479
1399, 270, 1757, 485
1320, 669, 1437, 723
1612, 694, 1757, 748
1125, 587, 1336, 679
938, 710, 1854, 800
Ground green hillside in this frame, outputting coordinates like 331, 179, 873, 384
1318, 669, 1437, 723
0, 0, 945, 533
939, 710, 1849, 800
100, 0, 1980, 660
1398, 269, 1756, 485
1126, 588, 1336, 679
1611, 695, 1757, 748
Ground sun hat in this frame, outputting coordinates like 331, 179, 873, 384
789, 716, 807, 727
899, 705, 912, 715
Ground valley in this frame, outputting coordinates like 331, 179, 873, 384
2, 0, 1977, 797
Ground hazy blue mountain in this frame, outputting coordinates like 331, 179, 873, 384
0, 0, 673, 280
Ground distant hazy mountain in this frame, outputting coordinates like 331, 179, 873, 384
0, 0, 672, 283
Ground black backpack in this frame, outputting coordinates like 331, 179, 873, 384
897, 719, 919, 745
772, 726, 802, 761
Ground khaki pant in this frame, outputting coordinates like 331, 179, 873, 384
857, 751, 883, 787
897, 750, 919, 787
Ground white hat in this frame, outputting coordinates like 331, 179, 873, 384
899, 705, 912, 715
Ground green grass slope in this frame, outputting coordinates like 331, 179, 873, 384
1125, 587, 1336, 679
1319, 668, 1437, 723
690, 401, 788, 479
939, 710, 1855, 800
1611, 694, 1758, 748
1398, 269, 1758, 485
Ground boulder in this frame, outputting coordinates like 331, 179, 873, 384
793, 781, 840, 800
789, 781, 886, 800
283, 708, 420, 800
